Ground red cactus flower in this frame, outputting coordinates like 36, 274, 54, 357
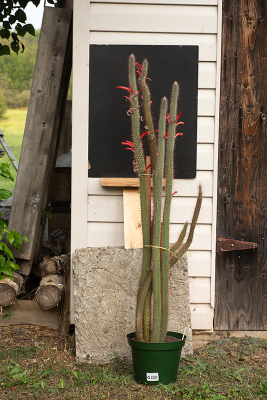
175, 112, 183, 123
164, 132, 169, 138
140, 131, 149, 140
144, 163, 152, 172
136, 62, 142, 71
136, 70, 142, 77
117, 86, 134, 95
176, 121, 184, 126
125, 147, 135, 153
172, 191, 178, 196
175, 132, 183, 138
122, 140, 135, 148
130, 108, 135, 114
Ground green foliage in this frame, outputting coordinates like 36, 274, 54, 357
119, 54, 202, 343
0, 30, 39, 107
0, 161, 28, 280
0, 89, 7, 118
0, 0, 41, 56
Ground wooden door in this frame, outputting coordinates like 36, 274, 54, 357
215, 0, 267, 330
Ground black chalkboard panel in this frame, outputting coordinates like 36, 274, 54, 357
89, 45, 198, 179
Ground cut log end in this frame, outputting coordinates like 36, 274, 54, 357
36, 275, 64, 310
0, 272, 24, 308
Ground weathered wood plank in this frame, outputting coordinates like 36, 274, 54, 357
90, 4, 218, 34
92, 0, 218, 4
8, 7, 72, 264
215, 0, 267, 330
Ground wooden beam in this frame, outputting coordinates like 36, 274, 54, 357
101, 177, 166, 187
8, 6, 72, 267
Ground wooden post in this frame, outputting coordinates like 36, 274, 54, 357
8, 6, 73, 274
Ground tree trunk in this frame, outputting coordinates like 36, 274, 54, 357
35, 275, 64, 310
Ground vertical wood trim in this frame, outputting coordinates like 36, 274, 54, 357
71, 0, 90, 322
210, 0, 222, 311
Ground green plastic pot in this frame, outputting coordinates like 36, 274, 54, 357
127, 331, 185, 385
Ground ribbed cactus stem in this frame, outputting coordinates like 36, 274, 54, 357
170, 185, 202, 268
128, 54, 151, 342
140, 60, 158, 171
159, 82, 179, 341
151, 97, 167, 342
170, 221, 188, 254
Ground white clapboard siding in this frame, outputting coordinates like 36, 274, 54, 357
90, 32, 217, 62
88, 222, 124, 247
198, 89, 216, 116
87, 195, 212, 224
189, 277, 211, 303
190, 304, 213, 330
170, 224, 211, 250
198, 63, 216, 89
170, 197, 212, 224
197, 144, 214, 170
87, 222, 212, 250
187, 250, 211, 277
89, 170, 213, 197
88, 195, 124, 222
197, 117, 215, 143
90, 4, 218, 34
92, 0, 218, 5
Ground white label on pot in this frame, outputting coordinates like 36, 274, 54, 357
146, 373, 159, 381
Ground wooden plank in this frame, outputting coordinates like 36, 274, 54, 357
90, 32, 217, 62
197, 117, 215, 143
187, 250, 211, 277
90, 4, 218, 34
215, 0, 267, 331
8, 7, 72, 263
92, 171, 213, 196
189, 277, 211, 303
190, 304, 213, 330
123, 188, 143, 249
101, 177, 166, 187
0, 299, 59, 329
101, 178, 140, 187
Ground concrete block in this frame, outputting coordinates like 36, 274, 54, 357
73, 247, 193, 363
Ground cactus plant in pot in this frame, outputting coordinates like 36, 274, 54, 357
118, 54, 202, 385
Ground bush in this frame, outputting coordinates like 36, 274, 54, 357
7, 89, 30, 109
0, 90, 7, 119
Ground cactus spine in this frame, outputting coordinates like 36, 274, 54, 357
120, 54, 202, 343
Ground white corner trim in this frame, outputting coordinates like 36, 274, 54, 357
210, 0, 222, 311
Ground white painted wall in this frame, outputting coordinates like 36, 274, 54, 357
72, 0, 222, 330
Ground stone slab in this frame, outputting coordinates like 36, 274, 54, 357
73, 247, 193, 363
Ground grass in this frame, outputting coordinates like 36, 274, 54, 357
0, 108, 27, 191
0, 326, 267, 399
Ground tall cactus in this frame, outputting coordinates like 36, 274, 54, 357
119, 54, 202, 343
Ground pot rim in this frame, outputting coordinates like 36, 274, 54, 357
127, 331, 186, 351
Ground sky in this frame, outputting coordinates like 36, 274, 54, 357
24, 1, 53, 30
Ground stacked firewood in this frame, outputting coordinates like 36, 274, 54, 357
0, 230, 70, 310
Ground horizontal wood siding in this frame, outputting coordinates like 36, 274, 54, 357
84, 0, 221, 330
90, 4, 217, 34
